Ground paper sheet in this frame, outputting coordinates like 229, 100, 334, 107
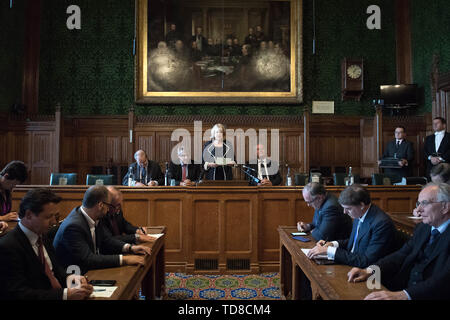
90, 286, 118, 298
149, 233, 164, 238
301, 248, 328, 260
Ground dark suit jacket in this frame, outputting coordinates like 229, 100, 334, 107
53, 207, 125, 274
202, 141, 234, 180
309, 193, 353, 241
245, 159, 282, 186
168, 161, 203, 185
192, 35, 208, 50
374, 222, 450, 300
100, 210, 138, 244
122, 161, 164, 186
0, 226, 66, 300
335, 204, 397, 268
424, 132, 450, 176
381, 139, 414, 177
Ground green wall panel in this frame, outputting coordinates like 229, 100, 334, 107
411, 0, 450, 114
37, 0, 396, 116
0, 0, 26, 112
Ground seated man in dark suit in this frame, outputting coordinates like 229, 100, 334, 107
348, 183, 450, 300
297, 182, 352, 241
246, 144, 282, 186
101, 186, 157, 244
0, 188, 93, 300
53, 185, 150, 274
122, 149, 164, 186
307, 184, 397, 268
168, 147, 203, 186
424, 117, 450, 179
378, 126, 414, 178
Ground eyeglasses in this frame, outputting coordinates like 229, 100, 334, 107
102, 201, 114, 208
305, 198, 317, 205
415, 200, 446, 208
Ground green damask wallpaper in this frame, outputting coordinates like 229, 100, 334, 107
0, 0, 25, 112
36, 0, 396, 116
411, 0, 450, 114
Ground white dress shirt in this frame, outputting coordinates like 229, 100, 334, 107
19, 222, 68, 300
327, 205, 371, 260
257, 158, 270, 180
435, 130, 445, 154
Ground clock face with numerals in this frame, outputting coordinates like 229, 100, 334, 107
347, 64, 362, 79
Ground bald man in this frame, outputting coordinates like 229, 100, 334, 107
100, 187, 156, 244
122, 150, 163, 186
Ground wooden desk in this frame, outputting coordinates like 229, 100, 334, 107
390, 215, 422, 236
278, 226, 386, 300
86, 226, 166, 300
11, 185, 420, 273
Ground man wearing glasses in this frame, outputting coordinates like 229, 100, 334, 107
297, 182, 352, 241
101, 186, 156, 244
348, 183, 450, 300
53, 185, 151, 274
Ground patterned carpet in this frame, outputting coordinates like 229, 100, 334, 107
164, 273, 282, 300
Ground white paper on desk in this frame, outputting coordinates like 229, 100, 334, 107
407, 216, 422, 220
149, 233, 164, 238
301, 249, 328, 260
90, 286, 118, 298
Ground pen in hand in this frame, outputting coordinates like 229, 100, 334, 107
140, 227, 147, 235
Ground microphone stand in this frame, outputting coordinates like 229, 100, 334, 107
239, 165, 261, 184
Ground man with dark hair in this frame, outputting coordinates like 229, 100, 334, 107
122, 150, 163, 186
348, 183, 450, 300
101, 186, 156, 244
378, 126, 414, 178
297, 182, 352, 241
430, 162, 450, 184
53, 185, 151, 274
165, 23, 180, 49
307, 184, 397, 268
0, 188, 93, 300
0, 160, 28, 221
424, 117, 450, 179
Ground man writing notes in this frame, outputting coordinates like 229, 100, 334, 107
0, 189, 93, 300
348, 183, 450, 300
122, 150, 163, 186
424, 117, 450, 179
297, 183, 352, 241
378, 126, 414, 178
53, 186, 150, 274
307, 185, 397, 268
101, 186, 156, 244
246, 144, 282, 186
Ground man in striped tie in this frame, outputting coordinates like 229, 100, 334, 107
0, 189, 93, 300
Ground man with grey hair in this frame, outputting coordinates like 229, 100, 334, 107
307, 184, 397, 268
168, 147, 203, 186
348, 183, 450, 300
297, 183, 352, 241
122, 150, 163, 186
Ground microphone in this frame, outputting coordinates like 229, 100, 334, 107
242, 164, 256, 172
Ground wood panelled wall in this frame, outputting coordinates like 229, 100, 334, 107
0, 112, 429, 185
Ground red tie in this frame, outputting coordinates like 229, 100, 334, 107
37, 237, 62, 289
182, 164, 187, 181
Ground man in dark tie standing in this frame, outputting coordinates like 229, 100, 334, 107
307, 184, 397, 268
424, 117, 450, 179
0, 189, 93, 300
378, 126, 414, 178
348, 183, 450, 300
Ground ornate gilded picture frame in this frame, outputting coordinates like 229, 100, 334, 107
135, 0, 303, 104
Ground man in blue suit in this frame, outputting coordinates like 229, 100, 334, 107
348, 183, 450, 300
307, 184, 397, 268
298, 183, 352, 241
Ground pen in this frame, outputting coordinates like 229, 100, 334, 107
140, 227, 146, 234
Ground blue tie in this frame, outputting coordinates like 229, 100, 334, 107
428, 229, 440, 245
351, 219, 362, 253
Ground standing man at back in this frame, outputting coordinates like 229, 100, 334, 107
424, 117, 450, 179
